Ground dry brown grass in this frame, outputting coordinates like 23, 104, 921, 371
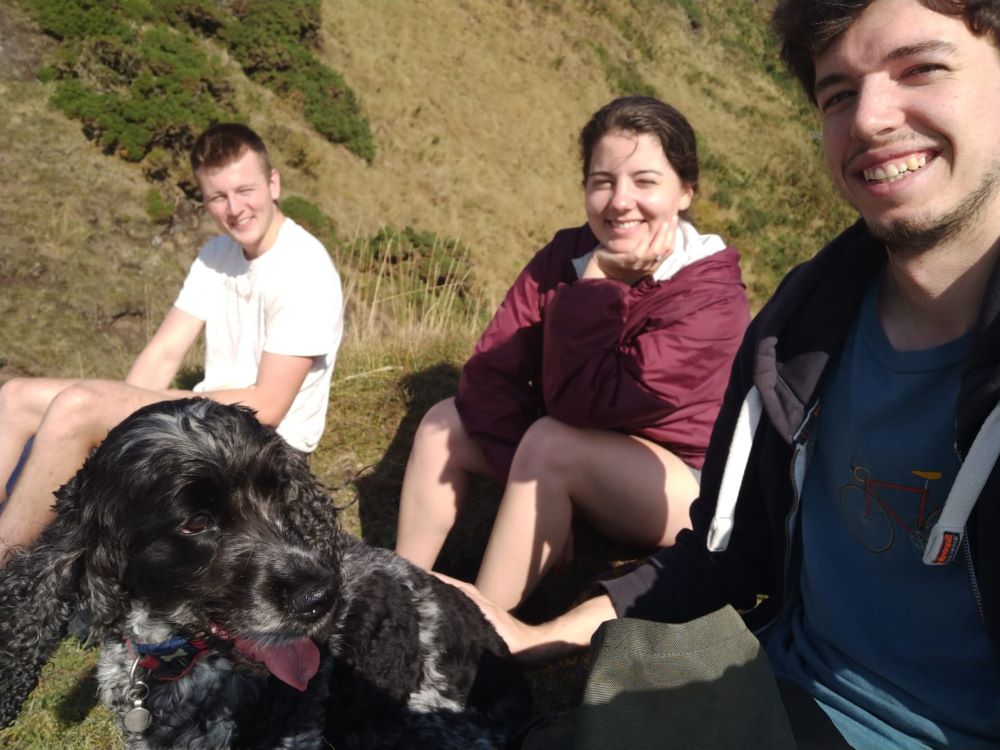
0, 76, 209, 381
281, 0, 850, 305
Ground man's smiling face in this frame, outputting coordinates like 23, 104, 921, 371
815, 0, 1000, 251
197, 148, 282, 259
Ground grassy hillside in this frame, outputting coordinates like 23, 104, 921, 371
0, 0, 856, 745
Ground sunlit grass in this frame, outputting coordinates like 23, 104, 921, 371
334, 232, 489, 359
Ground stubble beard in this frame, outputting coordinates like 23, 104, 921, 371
864, 159, 1000, 257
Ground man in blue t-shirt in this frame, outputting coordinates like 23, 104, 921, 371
441, 1, 1000, 747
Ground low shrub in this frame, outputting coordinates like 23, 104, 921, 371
23, 0, 374, 170
280, 195, 338, 249
145, 187, 174, 224
224, 0, 374, 162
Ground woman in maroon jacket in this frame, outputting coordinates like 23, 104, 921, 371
395, 96, 749, 610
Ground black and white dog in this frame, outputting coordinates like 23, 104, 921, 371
0, 399, 530, 749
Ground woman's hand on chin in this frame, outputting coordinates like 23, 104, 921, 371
585, 215, 677, 284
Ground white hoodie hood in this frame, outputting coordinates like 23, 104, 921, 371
572, 220, 728, 281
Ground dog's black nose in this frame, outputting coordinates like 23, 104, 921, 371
287, 581, 337, 622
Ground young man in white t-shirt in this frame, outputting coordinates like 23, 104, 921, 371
0, 123, 343, 562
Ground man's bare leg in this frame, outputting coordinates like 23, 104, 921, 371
0, 380, 172, 561
0, 378, 82, 503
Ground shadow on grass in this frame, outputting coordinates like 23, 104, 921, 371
353, 362, 639, 589
54, 665, 100, 725
353, 362, 499, 580
174, 365, 205, 391
349, 361, 649, 713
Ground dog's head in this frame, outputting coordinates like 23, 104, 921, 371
0, 399, 343, 721
96, 399, 344, 683
90, 398, 339, 622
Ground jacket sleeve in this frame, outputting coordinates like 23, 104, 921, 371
599, 314, 778, 623
455, 251, 549, 481
540, 266, 748, 437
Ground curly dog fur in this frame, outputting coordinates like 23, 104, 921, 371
0, 398, 530, 749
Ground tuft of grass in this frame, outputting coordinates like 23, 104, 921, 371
145, 187, 173, 224
671, 0, 705, 30
335, 227, 487, 361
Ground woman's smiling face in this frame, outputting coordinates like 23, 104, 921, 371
584, 130, 693, 255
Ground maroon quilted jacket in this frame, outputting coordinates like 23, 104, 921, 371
455, 223, 749, 481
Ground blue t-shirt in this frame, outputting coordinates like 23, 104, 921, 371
765, 278, 1000, 748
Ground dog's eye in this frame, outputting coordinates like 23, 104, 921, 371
178, 512, 213, 536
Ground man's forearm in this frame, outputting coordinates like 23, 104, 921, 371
522, 594, 618, 663
125, 349, 183, 391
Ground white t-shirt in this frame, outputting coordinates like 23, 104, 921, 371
174, 217, 343, 452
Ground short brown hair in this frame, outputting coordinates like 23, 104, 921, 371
772, 0, 1000, 104
579, 96, 699, 221
189, 122, 272, 176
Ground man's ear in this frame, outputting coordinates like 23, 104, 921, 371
269, 168, 281, 203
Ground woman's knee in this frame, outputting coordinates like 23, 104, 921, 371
511, 417, 585, 477
409, 397, 485, 474
416, 398, 464, 437
411, 398, 461, 456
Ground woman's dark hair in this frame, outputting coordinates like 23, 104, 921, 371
772, 0, 1000, 104
190, 122, 273, 177
579, 96, 698, 221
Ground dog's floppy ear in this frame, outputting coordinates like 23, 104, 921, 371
78, 480, 132, 635
0, 470, 90, 728
282, 451, 341, 563
0, 454, 135, 728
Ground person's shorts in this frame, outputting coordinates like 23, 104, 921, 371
686, 464, 702, 485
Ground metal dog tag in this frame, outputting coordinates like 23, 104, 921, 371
124, 663, 152, 734
124, 702, 152, 732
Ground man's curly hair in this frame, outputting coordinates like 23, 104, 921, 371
771, 0, 1000, 104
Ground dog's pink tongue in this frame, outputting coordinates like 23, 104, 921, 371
234, 637, 319, 691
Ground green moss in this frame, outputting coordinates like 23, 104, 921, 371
223, 0, 374, 162
153, 0, 226, 35
23, 0, 135, 41
22, 0, 374, 166
145, 187, 173, 224
39, 18, 233, 162
280, 195, 337, 249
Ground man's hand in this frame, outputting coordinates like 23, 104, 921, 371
433, 573, 549, 660
433, 573, 616, 665
583, 214, 678, 284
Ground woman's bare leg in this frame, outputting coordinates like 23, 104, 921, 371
475, 417, 699, 611
395, 397, 492, 570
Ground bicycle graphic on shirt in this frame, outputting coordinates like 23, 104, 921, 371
839, 463, 943, 553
